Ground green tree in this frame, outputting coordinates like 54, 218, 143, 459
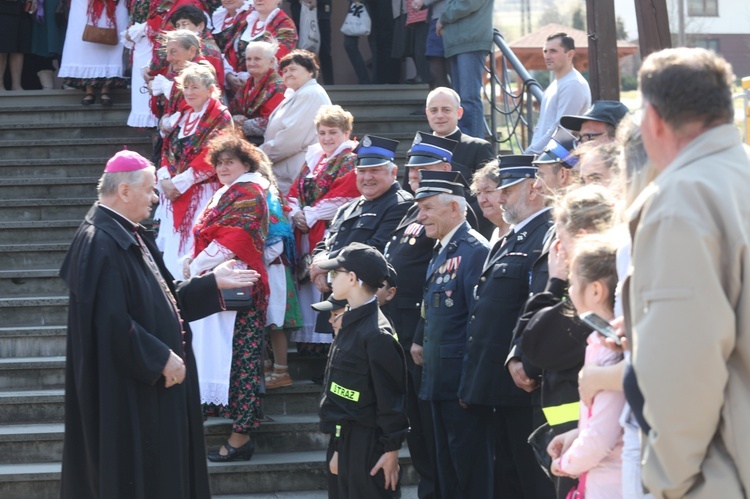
572, 7, 585, 31
616, 15, 628, 40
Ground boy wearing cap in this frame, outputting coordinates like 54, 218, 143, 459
317, 242, 408, 498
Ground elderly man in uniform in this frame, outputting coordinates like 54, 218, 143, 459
59, 151, 259, 499
460, 156, 555, 497
310, 135, 413, 289
383, 131, 458, 498
560, 100, 629, 145
625, 48, 750, 498
414, 170, 490, 498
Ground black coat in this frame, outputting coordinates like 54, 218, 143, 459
59, 204, 222, 499
383, 203, 433, 348
319, 300, 409, 451
458, 210, 552, 406
319, 182, 413, 257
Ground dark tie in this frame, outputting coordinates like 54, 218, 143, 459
432, 242, 442, 259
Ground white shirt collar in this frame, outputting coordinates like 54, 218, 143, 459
439, 221, 463, 253
510, 207, 550, 233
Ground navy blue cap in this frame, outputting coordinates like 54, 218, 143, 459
495, 155, 537, 190
534, 127, 579, 168
406, 131, 458, 166
354, 135, 399, 167
560, 100, 630, 132
415, 170, 469, 200
310, 295, 348, 312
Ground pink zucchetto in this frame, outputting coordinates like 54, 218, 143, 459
104, 149, 152, 173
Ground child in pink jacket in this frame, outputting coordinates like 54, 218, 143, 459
549, 235, 625, 499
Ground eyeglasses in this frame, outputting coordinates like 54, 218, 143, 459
577, 132, 605, 143
328, 269, 348, 280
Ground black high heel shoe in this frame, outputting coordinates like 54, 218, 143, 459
207, 439, 254, 462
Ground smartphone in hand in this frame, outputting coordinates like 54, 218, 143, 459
579, 311, 622, 346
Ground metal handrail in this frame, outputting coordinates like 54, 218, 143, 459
483, 29, 543, 154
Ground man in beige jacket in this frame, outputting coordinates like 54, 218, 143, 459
624, 47, 750, 498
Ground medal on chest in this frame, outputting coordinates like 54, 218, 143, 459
401, 222, 424, 245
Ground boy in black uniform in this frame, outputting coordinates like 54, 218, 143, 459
316, 242, 409, 498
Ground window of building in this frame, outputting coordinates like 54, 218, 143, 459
688, 0, 719, 16
693, 38, 720, 53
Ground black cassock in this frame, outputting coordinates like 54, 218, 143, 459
59, 204, 221, 499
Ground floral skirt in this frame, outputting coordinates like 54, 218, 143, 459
203, 305, 265, 434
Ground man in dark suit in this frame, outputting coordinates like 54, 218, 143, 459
402, 87, 495, 238
414, 170, 490, 499
383, 131, 458, 499
458, 156, 555, 498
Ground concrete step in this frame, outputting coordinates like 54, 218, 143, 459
0, 244, 69, 271
0, 221, 81, 246
0, 270, 66, 299
0, 448, 417, 498
0, 178, 97, 200
0, 296, 68, 328
0, 157, 111, 179
351, 115, 428, 135
0, 357, 64, 391
0, 326, 67, 358
0, 104, 131, 126
0, 381, 323, 424
0, 198, 94, 222
0, 138, 151, 161
0, 89, 131, 108
0, 351, 324, 389
0, 414, 326, 465
0, 122, 150, 141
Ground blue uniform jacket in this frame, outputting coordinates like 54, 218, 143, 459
419, 221, 489, 401
458, 210, 553, 406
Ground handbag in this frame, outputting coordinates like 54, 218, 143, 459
221, 286, 253, 311
82, 21, 118, 46
298, 5, 320, 53
527, 422, 555, 479
340, 1, 370, 37
405, 6, 428, 27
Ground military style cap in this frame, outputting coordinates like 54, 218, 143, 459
406, 131, 458, 166
310, 295, 348, 312
495, 155, 538, 190
560, 100, 630, 132
415, 170, 469, 200
317, 242, 388, 289
534, 127, 579, 168
354, 135, 399, 167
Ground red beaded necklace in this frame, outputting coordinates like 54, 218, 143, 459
250, 18, 265, 37
182, 111, 202, 136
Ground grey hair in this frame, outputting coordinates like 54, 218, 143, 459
97, 166, 156, 198
426, 86, 461, 108
164, 29, 201, 53
176, 61, 219, 98
435, 192, 467, 215
386, 161, 398, 173
245, 39, 279, 68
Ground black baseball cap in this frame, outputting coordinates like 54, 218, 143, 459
310, 295, 348, 312
317, 242, 388, 289
560, 100, 629, 132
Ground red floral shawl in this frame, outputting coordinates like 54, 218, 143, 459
145, 0, 204, 42
161, 98, 233, 246
288, 147, 359, 251
149, 54, 210, 119
228, 68, 285, 118
192, 180, 270, 307
148, 31, 225, 88
225, 9, 297, 73
87, 0, 117, 27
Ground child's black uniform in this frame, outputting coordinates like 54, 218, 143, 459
319, 298, 409, 498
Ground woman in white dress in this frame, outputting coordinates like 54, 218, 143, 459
58, 0, 129, 105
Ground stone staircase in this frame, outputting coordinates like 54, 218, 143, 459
0, 86, 428, 498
